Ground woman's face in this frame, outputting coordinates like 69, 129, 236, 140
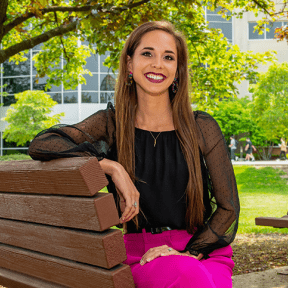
127, 30, 178, 97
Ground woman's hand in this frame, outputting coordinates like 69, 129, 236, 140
139, 245, 203, 265
99, 158, 140, 223
110, 163, 140, 223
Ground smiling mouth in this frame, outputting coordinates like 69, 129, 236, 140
145, 73, 166, 83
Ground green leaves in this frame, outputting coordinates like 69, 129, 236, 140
211, 97, 267, 145
1, 90, 64, 146
250, 62, 288, 141
0, 0, 282, 95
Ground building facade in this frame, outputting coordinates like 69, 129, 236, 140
233, 8, 288, 98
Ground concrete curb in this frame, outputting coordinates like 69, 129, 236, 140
232, 160, 288, 166
232, 266, 288, 288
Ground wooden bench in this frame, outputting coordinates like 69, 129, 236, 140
255, 213, 288, 228
0, 157, 135, 288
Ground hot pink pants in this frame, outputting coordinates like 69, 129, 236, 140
123, 229, 234, 288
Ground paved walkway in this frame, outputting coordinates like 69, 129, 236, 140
232, 266, 288, 288
232, 160, 288, 287
232, 159, 288, 166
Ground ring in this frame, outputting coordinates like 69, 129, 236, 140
133, 201, 137, 207
168, 248, 172, 252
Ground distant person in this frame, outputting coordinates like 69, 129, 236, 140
279, 138, 287, 160
244, 138, 255, 161
229, 135, 238, 161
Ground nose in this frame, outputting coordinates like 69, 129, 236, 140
151, 55, 163, 69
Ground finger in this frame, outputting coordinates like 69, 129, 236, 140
121, 198, 140, 222
120, 199, 136, 223
196, 253, 204, 260
126, 193, 140, 220
159, 247, 175, 256
140, 249, 155, 265
124, 204, 138, 221
125, 192, 140, 221
140, 247, 167, 265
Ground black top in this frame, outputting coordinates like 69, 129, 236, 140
28, 102, 240, 259
130, 127, 188, 229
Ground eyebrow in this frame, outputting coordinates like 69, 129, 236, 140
142, 47, 175, 55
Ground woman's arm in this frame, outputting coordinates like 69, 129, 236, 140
28, 103, 141, 223
184, 111, 240, 258
28, 102, 115, 161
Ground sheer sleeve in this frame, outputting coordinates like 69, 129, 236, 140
183, 111, 240, 259
28, 102, 116, 161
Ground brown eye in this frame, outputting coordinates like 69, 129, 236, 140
165, 55, 175, 61
142, 52, 152, 57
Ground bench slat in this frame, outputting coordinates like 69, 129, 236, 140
0, 267, 65, 288
0, 218, 126, 269
0, 157, 108, 196
0, 244, 134, 288
255, 216, 288, 228
0, 192, 119, 231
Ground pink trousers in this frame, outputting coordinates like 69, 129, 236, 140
123, 229, 234, 288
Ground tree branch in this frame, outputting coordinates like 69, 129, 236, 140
3, 0, 150, 37
0, 0, 8, 24
0, 20, 78, 64
250, 0, 272, 16
0, 0, 9, 41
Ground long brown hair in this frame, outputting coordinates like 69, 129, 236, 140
114, 21, 204, 234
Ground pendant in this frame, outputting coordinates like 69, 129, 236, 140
154, 139, 156, 147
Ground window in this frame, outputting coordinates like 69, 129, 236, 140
0, 43, 118, 106
249, 22, 287, 40
208, 22, 232, 40
3, 54, 30, 76
249, 23, 264, 40
206, 6, 233, 43
266, 22, 283, 39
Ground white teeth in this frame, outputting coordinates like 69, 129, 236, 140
146, 74, 164, 80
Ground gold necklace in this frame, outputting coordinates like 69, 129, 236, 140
135, 119, 162, 147
149, 131, 162, 147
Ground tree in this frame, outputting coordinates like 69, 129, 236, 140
100, 3, 277, 107
0, 0, 277, 93
0, 68, 8, 107
213, 0, 288, 44
249, 62, 288, 142
1, 90, 64, 145
211, 97, 267, 145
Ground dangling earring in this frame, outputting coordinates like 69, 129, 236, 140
126, 71, 133, 86
172, 77, 178, 93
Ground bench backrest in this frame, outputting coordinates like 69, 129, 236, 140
0, 157, 134, 288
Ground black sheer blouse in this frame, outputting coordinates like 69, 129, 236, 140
28, 102, 240, 259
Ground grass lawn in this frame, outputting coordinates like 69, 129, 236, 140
0, 154, 31, 161
234, 165, 288, 234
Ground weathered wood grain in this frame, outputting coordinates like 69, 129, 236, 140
0, 267, 65, 288
0, 244, 135, 288
255, 216, 288, 228
0, 218, 126, 269
0, 157, 108, 196
0, 192, 119, 231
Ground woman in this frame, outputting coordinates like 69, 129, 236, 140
279, 138, 287, 160
28, 21, 239, 288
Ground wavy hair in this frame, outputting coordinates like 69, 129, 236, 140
115, 21, 204, 234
